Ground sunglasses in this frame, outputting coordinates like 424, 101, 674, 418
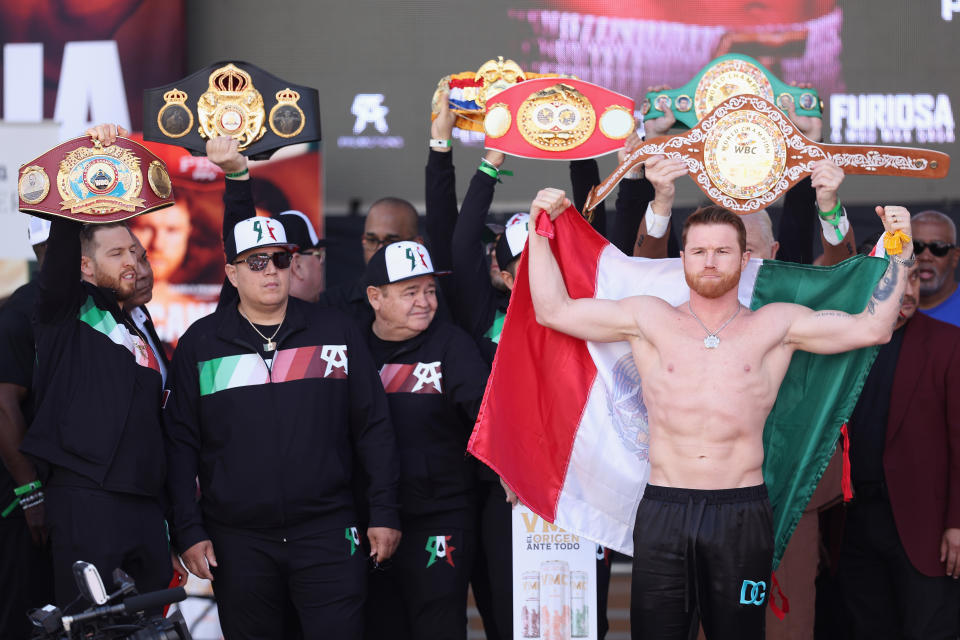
233, 251, 293, 271
913, 241, 955, 257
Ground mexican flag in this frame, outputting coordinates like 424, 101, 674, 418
467, 206, 887, 567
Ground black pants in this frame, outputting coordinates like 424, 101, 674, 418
595, 544, 612, 639
0, 516, 54, 638
471, 482, 513, 640
46, 485, 170, 608
631, 484, 773, 640
208, 524, 366, 640
364, 527, 475, 640
838, 491, 960, 639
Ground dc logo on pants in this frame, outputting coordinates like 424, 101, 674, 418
739, 579, 767, 605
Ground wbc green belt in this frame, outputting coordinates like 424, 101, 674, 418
642, 53, 822, 129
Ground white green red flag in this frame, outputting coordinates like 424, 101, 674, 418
467, 207, 887, 567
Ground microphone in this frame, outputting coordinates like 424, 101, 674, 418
62, 587, 187, 631
122, 586, 187, 613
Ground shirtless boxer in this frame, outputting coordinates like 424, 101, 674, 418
525, 188, 913, 640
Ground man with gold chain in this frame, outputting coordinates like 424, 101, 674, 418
164, 141, 401, 639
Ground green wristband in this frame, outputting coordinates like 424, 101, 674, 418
14, 480, 41, 496
478, 161, 513, 182
225, 168, 249, 179
817, 200, 842, 220
817, 200, 845, 243
1, 500, 17, 518
4, 480, 42, 516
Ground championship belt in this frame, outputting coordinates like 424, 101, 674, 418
642, 53, 822, 130
18, 136, 174, 224
481, 78, 635, 160
430, 56, 566, 132
585, 94, 949, 216
143, 61, 321, 160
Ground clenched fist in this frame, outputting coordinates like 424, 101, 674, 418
875, 205, 914, 258
206, 135, 247, 176
529, 188, 570, 225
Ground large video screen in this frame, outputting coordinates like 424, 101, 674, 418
187, 0, 958, 213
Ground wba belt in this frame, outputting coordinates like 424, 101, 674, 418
143, 60, 321, 160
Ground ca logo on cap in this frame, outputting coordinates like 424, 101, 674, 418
385, 241, 434, 282
233, 216, 289, 254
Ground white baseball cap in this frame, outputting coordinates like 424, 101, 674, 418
495, 212, 530, 268
226, 216, 298, 262
364, 240, 450, 287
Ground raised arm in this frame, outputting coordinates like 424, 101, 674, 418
810, 160, 858, 265
632, 155, 687, 259
424, 93, 458, 273
779, 94, 858, 265
37, 124, 128, 323
206, 136, 253, 308
527, 188, 654, 343
785, 206, 914, 354
449, 151, 504, 338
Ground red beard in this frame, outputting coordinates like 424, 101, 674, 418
94, 266, 136, 302
685, 268, 740, 299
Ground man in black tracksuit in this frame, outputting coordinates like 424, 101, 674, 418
20, 124, 174, 605
360, 240, 489, 640
164, 160, 401, 638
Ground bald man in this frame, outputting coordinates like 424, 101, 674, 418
912, 210, 960, 327
316, 198, 424, 326
362, 198, 422, 265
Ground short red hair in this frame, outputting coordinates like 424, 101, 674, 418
681, 206, 747, 253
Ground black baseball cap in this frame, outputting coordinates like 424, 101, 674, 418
277, 210, 328, 251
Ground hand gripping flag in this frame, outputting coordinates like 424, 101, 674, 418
467, 206, 887, 567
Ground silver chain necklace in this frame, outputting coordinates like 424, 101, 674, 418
688, 301, 742, 349
240, 308, 285, 352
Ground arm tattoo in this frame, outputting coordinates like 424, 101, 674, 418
867, 260, 900, 315
813, 311, 851, 320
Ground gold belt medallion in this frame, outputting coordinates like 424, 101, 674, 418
57, 143, 144, 215
704, 110, 787, 200
19, 166, 50, 205
197, 63, 266, 150
694, 59, 774, 121
517, 83, 596, 152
